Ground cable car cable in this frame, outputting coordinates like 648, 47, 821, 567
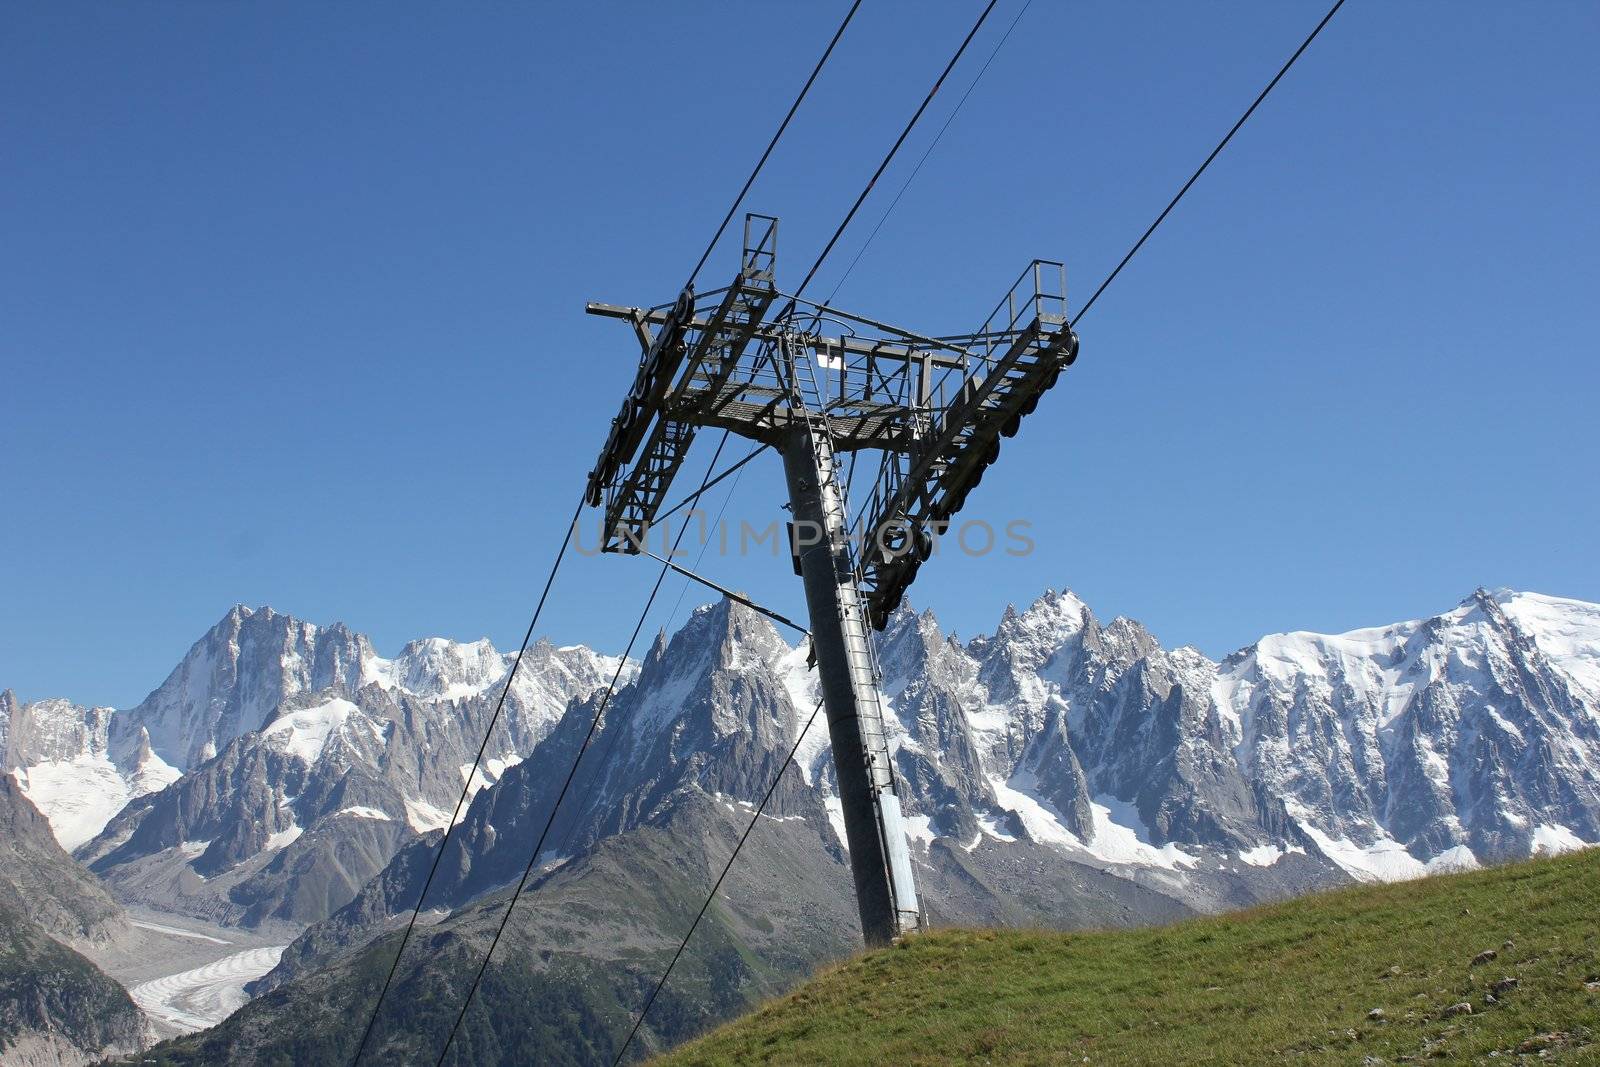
350, 493, 586, 1066
823, 0, 1033, 307
784, 0, 1002, 314
611, 696, 826, 1066
687, 0, 866, 289
1071, 0, 1346, 328
356, 4, 876, 1060
606, 4, 1353, 1058
432, 435, 735, 1066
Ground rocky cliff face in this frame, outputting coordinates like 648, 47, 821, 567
0, 901, 149, 1067
0, 775, 125, 947
71, 632, 626, 929
4, 606, 628, 858
0, 778, 147, 1066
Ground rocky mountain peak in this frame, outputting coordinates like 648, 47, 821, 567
108, 604, 375, 772
635, 599, 786, 685
987, 589, 1093, 667
382, 635, 504, 700
8, 606, 621, 858
876, 600, 949, 695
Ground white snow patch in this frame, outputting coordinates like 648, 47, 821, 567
10, 759, 132, 851
128, 919, 231, 945
10, 738, 181, 851
1237, 843, 1306, 867
823, 796, 848, 850
264, 824, 302, 851
458, 754, 523, 798
262, 698, 359, 764
776, 642, 830, 784
178, 840, 211, 858
987, 772, 1079, 848
983, 772, 1199, 870
1425, 845, 1480, 873
336, 806, 392, 821
1498, 591, 1600, 700
1530, 823, 1588, 856
1086, 794, 1201, 870
1297, 821, 1426, 882
404, 797, 457, 833
1485, 707, 1525, 742
902, 814, 937, 847
709, 792, 804, 824
974, 812, 1016, 843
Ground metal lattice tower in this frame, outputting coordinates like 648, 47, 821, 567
585, 215, 1078, 946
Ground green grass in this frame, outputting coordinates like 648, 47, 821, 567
659, 849, 1600, 1065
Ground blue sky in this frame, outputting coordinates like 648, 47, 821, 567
4, 2, 1596, 708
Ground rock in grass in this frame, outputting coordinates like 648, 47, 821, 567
1516, 1033, 1566, 1054
1442, 1002, 1473, 1018
1471, 949, 1498, 967
1367, 1008, 1387, 1022
1490, 978, 1519, 995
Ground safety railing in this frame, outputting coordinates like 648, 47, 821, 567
742, 213, 779, 287
974, 259, 1067, 365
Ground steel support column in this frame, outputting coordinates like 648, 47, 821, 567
782, 419, 921, 947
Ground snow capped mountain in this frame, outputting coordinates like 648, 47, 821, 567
69, 619, 626, 928
862, 590, 1277, 881
368, 637, 506, 701
1215, 588, 1600, 878
46, 586, 1579, 1064
870, 587, 1598, 883
110, 606, 376, 773
293, 586, 1598, 951
2, 607, 627, 853
266, 586, 1599, 996
11, 585, 1599, 999
0, 691, 179, 850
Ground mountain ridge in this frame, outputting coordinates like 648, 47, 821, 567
202, 586, 1599, 1064
1, 605, 627, 853
7, 587, 1599, 1062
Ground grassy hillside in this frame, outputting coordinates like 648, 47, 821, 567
662, 849, 1600, 1065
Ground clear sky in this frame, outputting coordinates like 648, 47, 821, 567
4, 2, 1596, 709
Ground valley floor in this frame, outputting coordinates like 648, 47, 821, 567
661, 849, 1600, 1066
83, 908, 294, 1041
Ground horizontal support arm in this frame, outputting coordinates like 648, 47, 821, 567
587, 301, 968, 369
